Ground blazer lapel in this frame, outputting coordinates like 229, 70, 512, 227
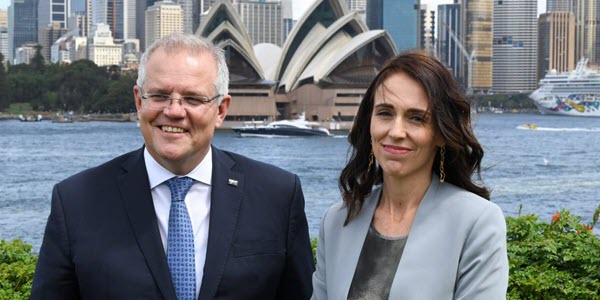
336, 187, 381, 299
198, 146, 244, 300
118, 147, 177, 300
388, 175, 440, 299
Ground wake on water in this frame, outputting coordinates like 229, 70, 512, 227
516, 125, 600, 132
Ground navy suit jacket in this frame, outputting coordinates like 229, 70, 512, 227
31, 146, 314, 300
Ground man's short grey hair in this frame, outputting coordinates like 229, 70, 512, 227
136, 33, 229, 104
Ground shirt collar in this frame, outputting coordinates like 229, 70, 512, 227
144, 147, 213, 189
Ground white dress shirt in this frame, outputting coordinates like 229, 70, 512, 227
144, 148, 212, 298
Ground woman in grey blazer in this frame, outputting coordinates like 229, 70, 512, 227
312, 51, 509, 300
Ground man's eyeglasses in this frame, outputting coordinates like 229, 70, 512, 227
138, 86, 221, 111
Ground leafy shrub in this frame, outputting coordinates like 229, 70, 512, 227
0, 239, 38, 300
507, 206, 600, 300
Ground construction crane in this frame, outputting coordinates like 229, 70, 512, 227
440, 21, 476, 95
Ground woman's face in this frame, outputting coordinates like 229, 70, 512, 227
370, 71, 442, 180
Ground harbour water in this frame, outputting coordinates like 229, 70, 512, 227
1, 113, 599, 251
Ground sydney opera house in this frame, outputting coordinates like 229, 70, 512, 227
197, 0, 397, 126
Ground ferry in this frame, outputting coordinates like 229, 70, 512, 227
529, 58, 600, 117
232, 112, 332, 137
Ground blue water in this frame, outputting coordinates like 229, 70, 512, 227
1, 113, 599, 251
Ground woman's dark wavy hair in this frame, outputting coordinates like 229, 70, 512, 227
339, 50, 490, 225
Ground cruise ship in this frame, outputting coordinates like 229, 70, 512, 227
529, 58, 600, 117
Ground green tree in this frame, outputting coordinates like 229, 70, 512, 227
59, 60, 108, 112
0, 239, 37, 300
0, 53, 9, 111
30, 45, 45, 71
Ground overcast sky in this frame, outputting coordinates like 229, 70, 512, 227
0, 0, 547, 21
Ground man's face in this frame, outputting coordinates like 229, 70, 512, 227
134, 48, 230, 175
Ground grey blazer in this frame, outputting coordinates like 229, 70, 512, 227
312, 175, 508, 300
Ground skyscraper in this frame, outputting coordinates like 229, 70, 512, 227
367, 0, 419, 52
8, 0, 38, 64
538, 11, 575, 79
39, 22, 69, 63
38, 0, 70, 30
419, 4, 434, 53
145, 0, 183, 49
92, 0, 135, 40
174, 0, 192, 34
282, 0, 293, 41
462, 0, 493, 93
493, 0, 538, 93
437, 2, 463, 84
88, 23, 122, 65
547, 0, 573, 12
236, 0, 283, 46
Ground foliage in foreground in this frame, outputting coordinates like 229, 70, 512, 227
506, 206, 600, 300
2, 207, 599, 299
0, 239, 37, 300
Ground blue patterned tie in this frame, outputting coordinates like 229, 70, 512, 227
166, 177, 196, 300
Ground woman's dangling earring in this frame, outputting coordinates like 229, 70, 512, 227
368, 150, 374, 172
439, 146, 446, 183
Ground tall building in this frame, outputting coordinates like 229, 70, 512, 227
38, 0, 70, 31
0, 9, 7, 27
462, 0, 494, 93
8, 0, 39, 64
493, 0, 538, 93
282, 0, 293, 41
68, 11, 86, 36
174, 0, 193, 34
538, 12, 575, 79
88, 23, 122, 65
419, 4, 434, 53
92, 0, 135, 39
547, 0, 573, 12
39, 22, 69, 63
86, 0, 92, 36
0, 27, 8, 63
345, 0, 366, 21
437, 3, 463, 84
236, 0, 283, 46
145, 0, 183, 49
367, 0, 419, 52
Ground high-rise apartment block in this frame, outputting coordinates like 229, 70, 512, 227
8, 0, 39, 64
538, 12, 575, 79
367, 0, 419, 52
462, 0, 494, 93
437, 3, 463, 84
145, 1, 183, 49
38, 0, 70, 31
39, 22, 69, 63
419, 4, 434, 53
0, 9, 7, 27
236, 0, 283, 46
88, 23, 122, 66
68, 12, 86, 36
493, 0, 538, 93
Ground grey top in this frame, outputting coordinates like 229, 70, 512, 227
347, 225, 407, 300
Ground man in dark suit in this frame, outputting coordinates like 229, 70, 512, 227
31, 33, 315, 300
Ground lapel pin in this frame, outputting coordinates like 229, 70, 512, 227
228, 179, 238, 186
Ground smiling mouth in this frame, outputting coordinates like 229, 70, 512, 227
160, 126, 186, 133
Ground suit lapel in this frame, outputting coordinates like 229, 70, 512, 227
336, 187, 381, 299
118, 147, 177, 300
199, 146, 244, 300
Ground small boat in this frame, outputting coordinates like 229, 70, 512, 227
232, 112, 332, 137
18, 114, 43, 122
517, 123, 538, 130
